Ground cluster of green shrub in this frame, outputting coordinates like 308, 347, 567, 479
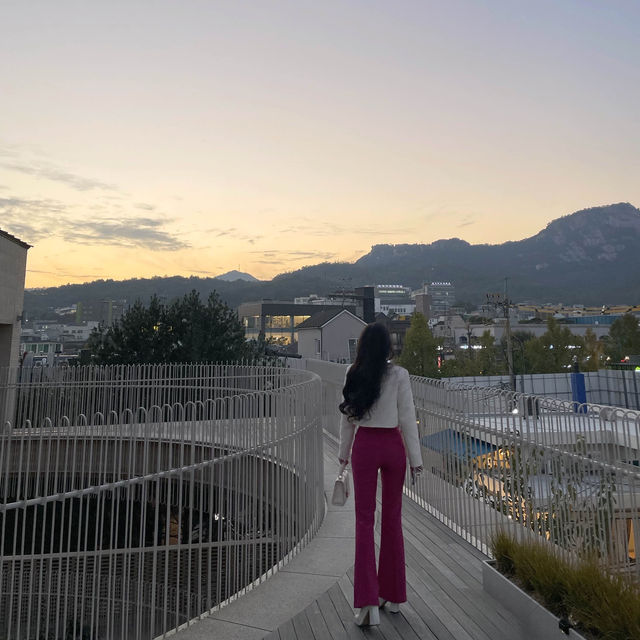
491, 531, 640, 639
398, 313, 640, 377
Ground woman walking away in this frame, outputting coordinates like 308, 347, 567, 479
338, 323, 423, 627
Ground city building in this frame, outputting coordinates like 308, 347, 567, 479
76, 299, 127, 325
237, 300, 354, 345
294, 294, 331, 305
375, 313, 412, 356
0, 230, 30, 368
374, 284, 415, 316
428, 281, 455, 316
322, 286, 376, 323
296, 309, 367, 362
19, 337, 64, 359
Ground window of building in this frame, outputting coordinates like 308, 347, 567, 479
243, 316, 260, 329
293, 315, 311, 326
266, 315, 292, 329
315, 339, 321, 355
265, 331, 291, 345
348, 338, 358, 362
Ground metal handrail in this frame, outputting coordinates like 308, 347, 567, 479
0, 364, 324, 640
304, 358, 640, 579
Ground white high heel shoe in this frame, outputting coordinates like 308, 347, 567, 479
379, 598, 401, 613
354, 605, 380, 626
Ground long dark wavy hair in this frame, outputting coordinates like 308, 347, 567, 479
339, 323, 392, 421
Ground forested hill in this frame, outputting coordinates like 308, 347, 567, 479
24, 202, 640, 316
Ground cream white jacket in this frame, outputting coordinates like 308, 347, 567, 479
338, 364, 423, 468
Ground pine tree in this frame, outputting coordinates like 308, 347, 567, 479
87, 290, 249, 364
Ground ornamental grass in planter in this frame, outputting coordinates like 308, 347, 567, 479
491, 531, 640, 640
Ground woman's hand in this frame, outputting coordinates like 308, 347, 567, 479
339, 458, 349, 466
411, 465, 423, 475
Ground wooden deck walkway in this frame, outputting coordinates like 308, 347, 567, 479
265, 441, 525, 640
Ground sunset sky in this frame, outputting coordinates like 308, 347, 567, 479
2, 1, 639, 289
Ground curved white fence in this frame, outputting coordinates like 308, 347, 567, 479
410, 377, 640, 579
301, 358, 640, 580
0, 364, 324, 640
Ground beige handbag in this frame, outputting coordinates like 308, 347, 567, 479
331, 463, 350, 506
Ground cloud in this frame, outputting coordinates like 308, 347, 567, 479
249, 249, 337, 263
134, 202, 156, 211
184, 268, 223, 276
0, 197, 70, 241
27, 268, 105, 279
206, 226, 263, 244
65, 218, 188, 250
457, 214, 478, 228
278, 217, 412, 237
0, 196, 187, 251
0, 159, 118, 192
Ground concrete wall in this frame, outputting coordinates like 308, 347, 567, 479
297, 327, 321, 360
297, 313, 366, 363
0, 234, 28, 368
319, 314, 366, 362
0, 233, 28, 425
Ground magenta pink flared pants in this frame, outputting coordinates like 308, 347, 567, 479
351, 426, 407, 608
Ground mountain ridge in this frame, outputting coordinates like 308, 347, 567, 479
23, 203, 640, 316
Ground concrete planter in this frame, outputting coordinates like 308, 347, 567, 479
482, 560, 588, 640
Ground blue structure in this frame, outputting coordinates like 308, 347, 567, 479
571, 371, 587, 413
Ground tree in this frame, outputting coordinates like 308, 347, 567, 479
87, 290, 250, 364
582, 328, 605, 371
607, 313, 640, 363
524, 318, 584, 374
509, 331, 536, 376
439, 331, 500, 378
397, 313, 439, 377
476, 330, 501, 375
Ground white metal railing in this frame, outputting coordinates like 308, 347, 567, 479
409, 377, 640, 578
439, 369, 640, 411
303, 358, 640, 579
0, 364, 324, 640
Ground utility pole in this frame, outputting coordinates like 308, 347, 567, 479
486, 277, 516, 391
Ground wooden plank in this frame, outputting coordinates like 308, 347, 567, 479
321, 433, 524, 640
401, 506, 522, 629
306, 600, 333, 640
336, 575, 385, 640
277, 619, 298, 640
390, 601, 438, 640
402, 504, 486, 562
401, 497, 487, 561
405, 565, 477, 640
326, 584, 369, 640
316, 590, 351, 639
292, 610, 314, 640
403, 539, 519, 639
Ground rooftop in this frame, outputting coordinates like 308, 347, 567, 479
0, 228, 31, 249
296, 308, 364, 330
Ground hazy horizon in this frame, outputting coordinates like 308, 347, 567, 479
2, 1, 639, 288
